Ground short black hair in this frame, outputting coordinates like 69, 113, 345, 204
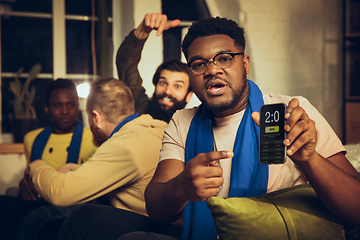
152, 59, 192, 93
182, 17, 246, 59
45, 78, 78, 106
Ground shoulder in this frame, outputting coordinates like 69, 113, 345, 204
99, 115, 165, 156
263, 94, 317, 114
165, 107, 199, 140
158, 107, 199, 163
264, 94, 321, 118
24, 128, 44, 146
263, 94, 308, 105
25, 128, 44, 138
113, 114, 167, 140
170, 107, 199, 129
132, 114, 168, 130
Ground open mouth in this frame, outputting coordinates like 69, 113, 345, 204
159, 97, 173, 106
208, 83, 225, 91
206, 81, 227, 94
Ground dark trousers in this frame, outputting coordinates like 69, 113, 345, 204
0, 195, 50, 240
55, 204, 182, 240
117, 232, 181, 240
16, 204, 81, 240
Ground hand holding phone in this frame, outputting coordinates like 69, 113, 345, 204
259, 103, 287, 164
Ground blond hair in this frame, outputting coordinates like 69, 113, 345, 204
86, 77, 135, 124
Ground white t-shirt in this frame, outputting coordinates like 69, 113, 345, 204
159, 94, 345, 197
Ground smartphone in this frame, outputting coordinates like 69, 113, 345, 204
259, 103, 287, 164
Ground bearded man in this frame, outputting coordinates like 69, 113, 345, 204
116, 13, 193, 123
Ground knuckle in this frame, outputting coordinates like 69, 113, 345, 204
297, 120, 306, 129
189, 171, 199, 180
309, 119, 316, 129
287, 132, 295, 141
297, 134, 308, 145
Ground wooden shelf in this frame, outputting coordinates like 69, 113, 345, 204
345, 96, 360, 101
346, 32, 360, 38
0, 143, 24, 154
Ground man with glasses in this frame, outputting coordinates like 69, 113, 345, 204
53, 17, 360, 240
142, 16, 360, 239
116, 13, 193, 123
187, 52, 244, 75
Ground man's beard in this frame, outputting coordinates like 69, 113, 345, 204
90, 125, 107, 147
148, 93, 187, 123
92, 135, 103, 147
203, 71, 247, 113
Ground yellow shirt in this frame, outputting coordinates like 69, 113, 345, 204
24, 127, 98, 169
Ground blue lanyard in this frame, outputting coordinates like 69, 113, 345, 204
108, 113, 140, 139
31, 121, 83, 164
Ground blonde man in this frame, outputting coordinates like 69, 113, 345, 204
24, 77, 175, 239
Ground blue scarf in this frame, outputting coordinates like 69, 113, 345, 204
108, 113, 140, 139
30, 121, 83, 164
182, 80, 268, 240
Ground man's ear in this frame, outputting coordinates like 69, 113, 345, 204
185, 91, 193, 103
92, 110, 103, 128
244, 55, 251, 74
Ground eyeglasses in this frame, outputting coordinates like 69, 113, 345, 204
187, 52, 244, 74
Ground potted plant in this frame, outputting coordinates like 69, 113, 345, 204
9, 63, 42, 142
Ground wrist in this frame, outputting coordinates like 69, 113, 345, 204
293, 151, 322, 169
133, 27, 149, 40
172, 172, 189, 204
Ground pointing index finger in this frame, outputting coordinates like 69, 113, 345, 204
156, 19, 181, 36
197, 151, 233, 166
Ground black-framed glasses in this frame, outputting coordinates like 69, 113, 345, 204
187, 52, 244, 74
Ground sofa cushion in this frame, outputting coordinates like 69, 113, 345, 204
206, 184, 345, 240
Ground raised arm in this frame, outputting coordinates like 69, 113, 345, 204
115, 13, 180, 115
115, 28, 148, 114
145, 151, 233, 224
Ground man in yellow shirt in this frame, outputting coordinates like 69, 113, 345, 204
0, 78, 97, 240
22, 78, 97, 198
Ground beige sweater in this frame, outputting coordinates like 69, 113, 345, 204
30, 114, 167, 216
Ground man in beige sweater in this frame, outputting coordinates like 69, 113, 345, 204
19, 77, 178, 240
29, 77, 166, 212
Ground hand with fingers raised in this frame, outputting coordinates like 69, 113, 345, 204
134, 13, 180, 40
283, 98, 318, 164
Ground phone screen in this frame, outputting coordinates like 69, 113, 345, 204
259, 103, 287, 164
